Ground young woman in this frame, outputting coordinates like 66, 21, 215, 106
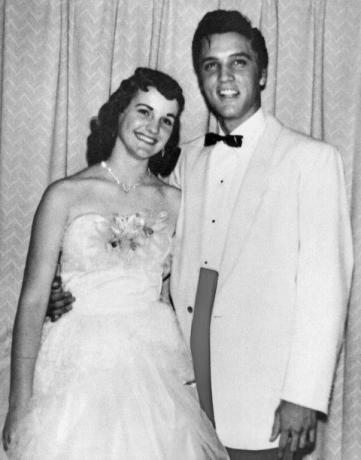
2, 67, 229, 459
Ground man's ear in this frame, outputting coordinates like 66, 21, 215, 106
259, 68, 267, 89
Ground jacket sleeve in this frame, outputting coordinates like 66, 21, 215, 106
281, 146, 353, 414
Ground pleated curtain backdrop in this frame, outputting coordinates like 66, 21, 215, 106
0, 1, 360, 459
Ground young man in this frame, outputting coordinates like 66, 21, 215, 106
168, 9, 353, 460
49, 9, 353, 460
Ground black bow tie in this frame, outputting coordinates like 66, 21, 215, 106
204, 132, 243, 148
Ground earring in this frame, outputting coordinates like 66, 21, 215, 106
161, 149, 165, 158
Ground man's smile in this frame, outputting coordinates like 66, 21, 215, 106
218, 88, 239, 98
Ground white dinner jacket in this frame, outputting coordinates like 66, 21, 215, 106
169, 115, 353, 450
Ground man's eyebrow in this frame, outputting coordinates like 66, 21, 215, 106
201, 51, 253, 63
136, 103, 176, 119
231, 51, 252, 60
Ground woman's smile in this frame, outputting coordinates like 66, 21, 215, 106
134, 131, 158, 145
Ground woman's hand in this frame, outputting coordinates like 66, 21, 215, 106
2, 405, 26, 452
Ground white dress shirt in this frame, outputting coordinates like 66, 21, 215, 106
201, 108, 266, 270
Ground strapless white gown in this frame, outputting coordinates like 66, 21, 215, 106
8, 211, 229, 459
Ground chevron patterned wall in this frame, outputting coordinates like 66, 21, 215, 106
0, 1, 360, 459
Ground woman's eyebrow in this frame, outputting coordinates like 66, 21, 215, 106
136, 103, 153, 110
136, 103, 176, 119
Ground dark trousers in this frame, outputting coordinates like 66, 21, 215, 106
226, 447, 306, 460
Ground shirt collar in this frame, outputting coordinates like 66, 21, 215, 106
219, 108, 266, 141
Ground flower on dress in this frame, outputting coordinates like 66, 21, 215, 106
108, 213, 154, 253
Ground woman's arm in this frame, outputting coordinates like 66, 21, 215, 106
3, 181, 69, 448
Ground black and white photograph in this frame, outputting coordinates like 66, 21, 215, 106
0, 1, 360, 459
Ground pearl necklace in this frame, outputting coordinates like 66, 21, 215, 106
100, 161, 150, 193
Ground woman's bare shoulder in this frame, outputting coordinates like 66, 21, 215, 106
159, 181, 181, 223
44, 166, 102, 200
41, 178, 72, 206
38, 170, 94, 215
42, 178, 74, 202
163, 182, 181, 203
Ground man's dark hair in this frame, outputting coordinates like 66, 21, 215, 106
86, 67, 185, 177
192, 9, 268, 80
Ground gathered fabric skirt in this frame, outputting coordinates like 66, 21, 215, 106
8, 297, 228, 459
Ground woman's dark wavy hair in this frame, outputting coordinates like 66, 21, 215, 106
192, 10, 268, 84
86, 67, 185, 177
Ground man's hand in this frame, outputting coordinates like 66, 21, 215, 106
270, 400, 317, 459
47, 275, 75, 321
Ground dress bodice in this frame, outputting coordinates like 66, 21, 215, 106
60, 211, 172, 312
62, 211, 171, 273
